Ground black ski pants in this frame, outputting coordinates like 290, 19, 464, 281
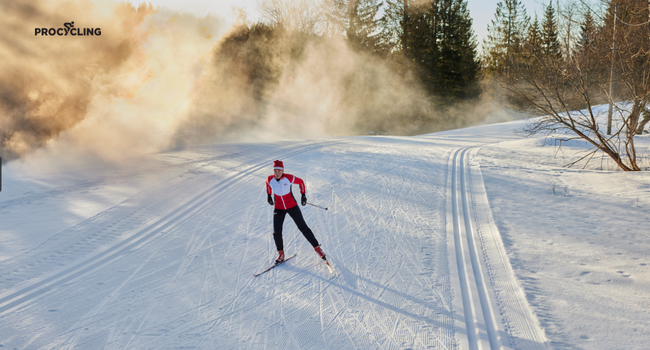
273, 205, 319, 251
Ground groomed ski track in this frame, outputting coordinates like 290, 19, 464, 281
1, 136, 548, 349
447, 148, 547, 350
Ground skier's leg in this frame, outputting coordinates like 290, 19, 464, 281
273, 209, 287, 251
287, 206, 320, 247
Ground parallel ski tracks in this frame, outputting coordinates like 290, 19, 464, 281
448, 147, 548, 350
450, 147, 502, 350
0, 143, 334, 316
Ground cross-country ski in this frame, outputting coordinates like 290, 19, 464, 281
253, 253, 297, 277
322, 258, 335, 275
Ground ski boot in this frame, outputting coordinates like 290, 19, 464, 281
275, 250, 285, 264
314, 246, 327, 261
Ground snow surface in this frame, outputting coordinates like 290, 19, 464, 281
1, 115, 649, 349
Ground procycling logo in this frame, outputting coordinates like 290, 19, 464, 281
35, 22, 101, 36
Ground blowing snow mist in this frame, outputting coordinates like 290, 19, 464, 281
1, 0, 443, 166
0, 0, 225, 163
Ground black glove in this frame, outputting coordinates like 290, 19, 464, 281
301, 193, 307, 206
267, 194, 274, 206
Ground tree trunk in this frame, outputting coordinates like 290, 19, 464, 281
635, 105, 650, 134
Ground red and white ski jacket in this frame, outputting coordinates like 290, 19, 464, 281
266, 173, 305, 210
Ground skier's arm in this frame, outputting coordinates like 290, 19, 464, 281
265, 176, 273, 195
292, 176, 307, 206
292, 175, 306, 194
266, 176, 274, 205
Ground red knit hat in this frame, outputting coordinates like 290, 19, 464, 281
273, 160, 284, 170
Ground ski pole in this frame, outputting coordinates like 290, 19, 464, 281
307, 202, 328, 210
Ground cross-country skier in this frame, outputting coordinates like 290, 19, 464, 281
266, 159, 326, 264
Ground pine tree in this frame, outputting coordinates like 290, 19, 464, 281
523, 15, 542, 59
377, 0, 404, 54
407, 0, 438, 82
322, 0, 347, 36
575, 11, 596, 54
348, 0, 384, 52
482, 0, 529, 80
436, 0, 480, 100
380, 0, 480, 100
540, 2, 560, 58
323, 0, 384, 53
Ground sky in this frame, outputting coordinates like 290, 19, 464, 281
142, 0, 549, 46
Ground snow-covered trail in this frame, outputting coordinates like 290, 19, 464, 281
0, 131, 547, 349
447, 147, 546, 350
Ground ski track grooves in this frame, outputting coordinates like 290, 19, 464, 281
449, 147, 548, 350
451, 148, 501, 350
0, 144, 329, 316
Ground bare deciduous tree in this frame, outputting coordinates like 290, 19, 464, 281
508, 0, 650, 171
260, 0, 325, 34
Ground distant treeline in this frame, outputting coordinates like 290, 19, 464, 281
240, 0, 482, 103
2, 0, 648, 164
234, 0, 648, 110
230, 0, 650, 171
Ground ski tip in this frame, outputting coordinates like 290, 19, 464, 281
323, 259, 335, 275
